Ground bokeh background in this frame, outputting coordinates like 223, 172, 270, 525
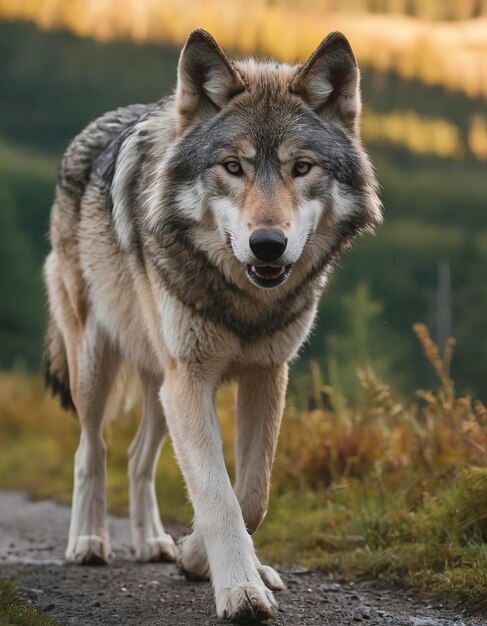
1, 1, 487, 612
1, 0, 486, 402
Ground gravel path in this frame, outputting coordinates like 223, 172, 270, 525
0, 491, 484, 626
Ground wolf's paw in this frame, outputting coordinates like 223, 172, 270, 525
135, 533, 179, 562
65, 534, 111, 565
216, 582, 278, 622
178, 532, 210, 581
258, 564, 286, 591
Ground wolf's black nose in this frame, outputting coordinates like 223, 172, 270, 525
249, 229, 287, 263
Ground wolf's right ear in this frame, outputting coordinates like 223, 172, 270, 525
176, 29, 246, 133
290, 32, 361, 134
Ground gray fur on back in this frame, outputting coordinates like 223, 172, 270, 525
57, 102, 158, 205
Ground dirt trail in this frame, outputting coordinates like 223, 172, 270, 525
0, 491, 483, 626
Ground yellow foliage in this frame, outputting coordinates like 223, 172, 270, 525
362, 109, 463, 158
1, 0, 487, 101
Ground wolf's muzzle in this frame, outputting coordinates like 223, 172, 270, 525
249, 229, 287, 263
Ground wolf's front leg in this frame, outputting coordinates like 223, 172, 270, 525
160, 365, 277, 622
234, 363, 288, 590
179, 364, 288, 591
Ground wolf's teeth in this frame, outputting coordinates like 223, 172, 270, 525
252, 265, 285, 280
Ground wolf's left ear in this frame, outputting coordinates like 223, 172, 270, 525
290, 32, 361, 134
176, 29, 246, 132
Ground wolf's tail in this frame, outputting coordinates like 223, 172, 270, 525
43, 317, 76, 412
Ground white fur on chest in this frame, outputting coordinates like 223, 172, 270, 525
240, 303, 318, 367
159, 288, 317, 372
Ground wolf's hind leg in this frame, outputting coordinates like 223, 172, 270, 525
128, 374, 178, 562
179, 364, 288, 591
65, 317, 119, 565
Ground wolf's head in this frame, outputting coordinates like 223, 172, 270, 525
161, 30, 381, 292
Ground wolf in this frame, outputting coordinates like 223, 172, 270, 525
43, 29, 381, 621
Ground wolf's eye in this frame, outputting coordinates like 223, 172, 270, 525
293, 161, 313, 177
223, 160, 243, 176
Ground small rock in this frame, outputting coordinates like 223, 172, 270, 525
359, 605, 372, 619
292, 567, 311, 575
320, 582, 341, 592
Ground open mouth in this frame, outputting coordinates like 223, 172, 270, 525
246, 264, 293, 288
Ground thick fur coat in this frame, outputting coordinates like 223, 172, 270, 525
44, 30, 381, 621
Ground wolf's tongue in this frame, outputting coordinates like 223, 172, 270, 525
252, 265, 285, 280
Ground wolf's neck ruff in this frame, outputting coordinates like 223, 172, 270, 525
81, 65, 380, 347
149, 231, 319, 346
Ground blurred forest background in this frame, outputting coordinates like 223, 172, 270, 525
1, 0, 486, 403
1, 1, 487, 611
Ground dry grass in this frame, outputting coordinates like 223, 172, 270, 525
1, 326, 487, 608
276, 324, 487, 488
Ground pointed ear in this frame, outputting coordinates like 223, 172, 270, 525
290, 32, 361, 134
176, 29, 246, 133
